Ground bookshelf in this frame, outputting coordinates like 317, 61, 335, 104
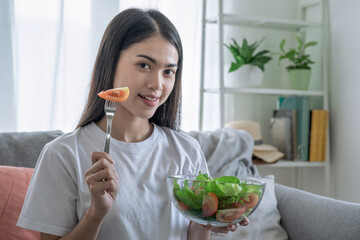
257, 160, 326, 168
198, 0, 331, 195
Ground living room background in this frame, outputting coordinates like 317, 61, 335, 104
1, 0, 359, 203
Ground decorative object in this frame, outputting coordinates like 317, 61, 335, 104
224, 38, 272, 87
276, 35, 317, 90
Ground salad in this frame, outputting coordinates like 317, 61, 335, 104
171, 173, 264, 223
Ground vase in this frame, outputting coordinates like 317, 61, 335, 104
289, 69, 311, 90
224, 64, 264, 88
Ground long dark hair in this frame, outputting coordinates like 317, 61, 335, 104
77, 8, 183, 130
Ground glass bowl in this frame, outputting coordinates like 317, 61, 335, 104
167, 174, 266, 227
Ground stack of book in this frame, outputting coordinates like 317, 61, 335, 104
270, 96, 329, 161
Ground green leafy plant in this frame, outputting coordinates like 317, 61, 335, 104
224, 37, 272, 72
277, 35, 318, 71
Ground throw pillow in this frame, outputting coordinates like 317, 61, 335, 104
211, 175, 288, 240
0, 166, 40, 240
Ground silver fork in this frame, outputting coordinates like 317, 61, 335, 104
104, 100, 117, 154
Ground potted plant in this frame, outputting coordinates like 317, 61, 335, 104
276, 35, 317, 90
224, 37, 272, 87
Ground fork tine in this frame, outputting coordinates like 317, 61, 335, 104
104, 99, 117, 111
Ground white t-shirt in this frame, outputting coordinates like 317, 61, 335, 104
17, 122, 209, 240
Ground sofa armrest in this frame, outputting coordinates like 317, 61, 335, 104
275, 183, 360, 240
0, 130, 63, 168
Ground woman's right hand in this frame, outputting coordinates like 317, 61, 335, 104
85, 151, 119, 221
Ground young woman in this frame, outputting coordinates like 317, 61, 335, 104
17, 8, 247, 239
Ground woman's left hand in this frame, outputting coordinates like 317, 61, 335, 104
201, 216, 249, 233
187, 217, 249, 239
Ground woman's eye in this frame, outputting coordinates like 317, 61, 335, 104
164, 69, 176, 76
139, 63, 150, 70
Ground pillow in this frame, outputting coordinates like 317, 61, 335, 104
0, 166, 40, 240
211, 175, 288, 240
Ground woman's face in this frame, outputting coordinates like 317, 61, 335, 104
113, 35, 178, 121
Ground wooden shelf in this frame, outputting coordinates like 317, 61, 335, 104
203, 87, 324, 96
255, 160, 326, 168
206, 14, 322, 31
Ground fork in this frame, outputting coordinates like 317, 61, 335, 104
104, 99, 117, 154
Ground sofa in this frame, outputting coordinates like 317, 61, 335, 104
1, 130, 360, 240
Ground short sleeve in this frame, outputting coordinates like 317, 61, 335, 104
17, 144, 78, 236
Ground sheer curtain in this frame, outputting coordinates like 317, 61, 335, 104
1, 0, 201, 133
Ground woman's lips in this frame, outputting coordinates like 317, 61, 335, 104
138, 94, 159, 107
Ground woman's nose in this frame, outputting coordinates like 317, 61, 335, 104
147, 72, 163, 91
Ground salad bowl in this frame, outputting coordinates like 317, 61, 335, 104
167, 173, 265, 227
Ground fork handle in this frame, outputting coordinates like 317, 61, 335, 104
104, 117, 113, 154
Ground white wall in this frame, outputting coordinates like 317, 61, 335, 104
327, 0, 360, 203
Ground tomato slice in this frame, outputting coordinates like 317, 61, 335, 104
216, 208, 245, 223
177, 200, 190, 211
233, 193, 259, 210
98, 87, 130, 102
202, 192, 218, 217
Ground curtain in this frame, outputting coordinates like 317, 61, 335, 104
0, 0, 16, 132
1, 0, 201, 133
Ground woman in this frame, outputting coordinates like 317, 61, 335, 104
17, 8, 246, 239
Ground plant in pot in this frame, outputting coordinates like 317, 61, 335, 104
276, 35, 317, 90
224, 37, 272, 88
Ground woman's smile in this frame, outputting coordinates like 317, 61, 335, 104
138, 93, 160, 107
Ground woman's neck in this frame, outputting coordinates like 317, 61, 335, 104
96, 116, 153, 143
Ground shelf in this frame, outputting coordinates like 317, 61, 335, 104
199, 0, 330, 195
206, 14, 322, 32
255, 160, 326, 168
203, 87, 324, 96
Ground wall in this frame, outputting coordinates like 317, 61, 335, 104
327, 0, 360, 203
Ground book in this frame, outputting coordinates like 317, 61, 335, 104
278, 96, 310, 161
270, 109, 297, 160
319, 110, 329, 161
309, 110, 322, 161
308, 110, 329, 161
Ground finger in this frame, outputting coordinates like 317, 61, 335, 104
88, 179, 118, 195
210, 226, 229, 234
86, 158, 117, 178
91, 151, 115, 165
227, 223, 238, 232
87, 168, 118, 183
239, 217, 250, 226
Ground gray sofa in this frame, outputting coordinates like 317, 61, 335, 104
1, 130, 360, 240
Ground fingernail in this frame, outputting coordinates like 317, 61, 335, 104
227, 225, 233, 230
241, 221, 249, 226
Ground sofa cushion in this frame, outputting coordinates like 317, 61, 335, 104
0, 130, 63, 168
211, 175, 288, 240
0, 166, 40, 240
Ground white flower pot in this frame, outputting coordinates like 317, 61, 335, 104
224, 64, 264, 88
